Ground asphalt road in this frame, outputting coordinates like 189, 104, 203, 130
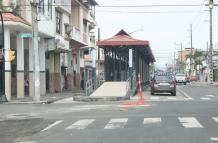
0, 84, 218, 143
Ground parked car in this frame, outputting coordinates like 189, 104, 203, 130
150, 74, 176, 96
175, 73, 187, 85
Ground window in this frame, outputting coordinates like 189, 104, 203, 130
38, 0, 45, 14
56, 10, 62, 34
48, 0, 52, 18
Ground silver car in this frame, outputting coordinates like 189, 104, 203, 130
150, 75, 176, 96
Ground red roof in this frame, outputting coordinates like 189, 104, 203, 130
97, 30, 149, 46
0, 12, 30, 26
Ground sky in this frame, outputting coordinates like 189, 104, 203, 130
95, 0, 218, 69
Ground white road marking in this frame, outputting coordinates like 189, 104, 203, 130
104, 118, 128, 129
143, 118, 162, 124
178, 117, 203, 128
213, 117, 218, 122
210, 137, 218, 141
41, 120, 63, 132
65, 119, 95, 130
150, 97, 160, 100
18, 141, 37, 143
200, 97, 211, 100
205, 95, 215, 98
167, 97, 177, 100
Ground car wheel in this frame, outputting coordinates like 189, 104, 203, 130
151, 90, 154, 95
184, 82, 186, 85
171, 91, 176, 96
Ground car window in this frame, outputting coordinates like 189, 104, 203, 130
155, 76, 172, 81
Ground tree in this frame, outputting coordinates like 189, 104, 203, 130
186, 50, 204, 71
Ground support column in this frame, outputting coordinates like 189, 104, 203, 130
4, 28, 11, 101
29, 39, 34, 97
76, 50, 81, 89
39, 39, 46, 96
129, 48, 133, 89
16, 35, 24, 99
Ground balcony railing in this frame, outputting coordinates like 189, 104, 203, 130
71, 26, 82, 42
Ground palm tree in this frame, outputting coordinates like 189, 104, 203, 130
186, 50, 204, 71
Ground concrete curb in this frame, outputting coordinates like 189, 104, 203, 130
6, 97, 68, 104
73, 96, 130, 102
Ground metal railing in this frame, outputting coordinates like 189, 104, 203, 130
85, 71, 105, 96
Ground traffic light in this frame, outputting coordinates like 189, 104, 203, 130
9, 50, 15, 61
209, 0, 214, 8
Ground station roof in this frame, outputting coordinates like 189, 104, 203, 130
97, 30, 149, 46
97, 29, 155, 62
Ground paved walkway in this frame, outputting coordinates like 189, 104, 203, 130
189, 81, 218, 87
8, 90, 84, 104
90, 82, 128, 97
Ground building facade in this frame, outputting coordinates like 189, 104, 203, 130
0, 0, 98, 101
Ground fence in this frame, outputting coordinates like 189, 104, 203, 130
85, 71, 105, 96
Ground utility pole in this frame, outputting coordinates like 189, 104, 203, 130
190, 24, 193, 77
31, 1, 40, 101
180, 42, 183, 73
208, 0, 214, 84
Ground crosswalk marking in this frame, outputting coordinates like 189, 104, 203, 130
41, 120, 63, 132
205, 95, 215, 98
143, 118, 162, 124
200, 97, 211, 100
65, 119, 95, 130
210, 137, 218, 141
213, 117, 218, 122
150, 97, 160, 100
178, 117, 203, 128
104, 118, 128, 129
167, 97, 177, 100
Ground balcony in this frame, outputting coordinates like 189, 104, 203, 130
84, 54, 92, 62
82, 7, 97, 28
70, 26, 87, 47
55, 0, 71, 14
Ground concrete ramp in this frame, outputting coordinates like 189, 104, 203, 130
90, 82, 128, 97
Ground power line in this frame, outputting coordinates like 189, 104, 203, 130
98, 4, 205, 8
97, 10, 206, 14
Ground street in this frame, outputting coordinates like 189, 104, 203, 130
0, 84, 218, 143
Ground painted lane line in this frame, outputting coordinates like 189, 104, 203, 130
200, 97, 211, 100
104, 118, 128, 129
41, 120, 63, 132
205, 95, 215, 98
167, 97, 177, 100
150, 97, 160, 100
213, 117, 218, 122
65, 119, 95, 130
178, 117, 203, 128
177, 87, 193, 100
19, 141, 37, 143
143, 118, 162, 124
210, 137, 218, 141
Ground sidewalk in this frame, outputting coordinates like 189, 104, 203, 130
8, 90, 85, 104
189, 81, 218, 87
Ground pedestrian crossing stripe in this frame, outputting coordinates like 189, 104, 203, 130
143, 118, 162, 124
200, 97, 211, 100
65, 119, 95, 130
213, 117, 218, 122
41, 117, 218, 131
104, 118, 128, 129
178, 117, 203, 128
41, 120, 63, 132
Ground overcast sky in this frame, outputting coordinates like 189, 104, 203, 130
95, 0, 218, 69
